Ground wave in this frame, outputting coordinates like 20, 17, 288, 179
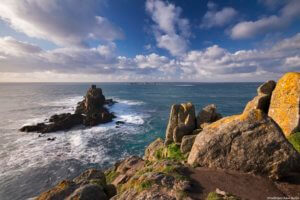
175, 84, 194, 87
1, 96, 148, 178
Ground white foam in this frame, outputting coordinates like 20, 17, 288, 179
175, 84, 194, 87
1, 96, 148, 178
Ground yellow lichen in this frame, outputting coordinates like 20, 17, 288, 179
269, 72, 300, 137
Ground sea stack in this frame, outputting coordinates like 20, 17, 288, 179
20, 85, 115, 133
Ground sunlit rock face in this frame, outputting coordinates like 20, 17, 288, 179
268, 72, 300, 137
188, 109, 300, 180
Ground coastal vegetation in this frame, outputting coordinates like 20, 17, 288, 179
288, 132, 300, 153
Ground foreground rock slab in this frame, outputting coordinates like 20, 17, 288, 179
37, 169, 116, 200
188, 109, 300, 179
268, 72, 300, 137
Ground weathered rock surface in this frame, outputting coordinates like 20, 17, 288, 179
165, 102, 196, 145
20, 85, 115, 133
109, 159, 193, 200
196, 104, 222, 129
180, 135, 197, 154
188, 109, 300, 179
144, 138, 164, 161
37, 169, 116, 200
244, 80, 276, 113
268, 72, 300, 137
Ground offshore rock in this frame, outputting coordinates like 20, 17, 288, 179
165, 102, 196, 145
244, 80, 276, 114
196, 104, 222, 129
268, 72, 300, 137
188, 109, 300, 180
20, 85, 115, 133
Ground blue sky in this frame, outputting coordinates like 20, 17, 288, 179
0, 0, 299, 82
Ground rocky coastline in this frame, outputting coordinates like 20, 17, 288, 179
35, 72, 300, 200
20, 85, 116, 133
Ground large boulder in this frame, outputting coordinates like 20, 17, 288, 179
268, 72, 300, 137
165, 102, 196, 145
188, 109, 300, 179
244, 80, 276, 114
196, 104, 222, 129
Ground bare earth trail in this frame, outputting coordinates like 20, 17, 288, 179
186, 167, 300, 200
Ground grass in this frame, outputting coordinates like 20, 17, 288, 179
139, 180, 153, 191
288, 132, 300, 154
206, 191, 240, 200
166, 143, 186, 161
206, 192, 222, 200
105, 169, 119, 183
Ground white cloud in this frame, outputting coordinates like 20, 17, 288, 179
201, 2, 237, 29
0, 0, 123, 46
0, 36, 42, 56
231, 0, 300, 39
1, 33, 300, 82
284, 56, 300, 68
146, 0, 190, 56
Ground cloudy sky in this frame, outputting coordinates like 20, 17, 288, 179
0, 0, 300, 82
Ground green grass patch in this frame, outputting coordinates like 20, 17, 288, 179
288, 132, 300, 154
139, 180, 153, 191
105, 169, 119, 183
166, 143, 186, 161
154, 148, 164, 160
206, 192, 222, 200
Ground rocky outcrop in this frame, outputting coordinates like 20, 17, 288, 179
144, 138, 164, 161
196, 104, 222, 129
20, 85, 115, 133
37, 169, 116, 200
165, 103, 196, 145
268, 72, 300, 137
108, 158, 193, 200
188, 109, 300, 179
244, 80, 276, 114
180, 135, 197, 154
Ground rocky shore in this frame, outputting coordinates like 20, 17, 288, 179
35, 72, 300, 200
20, 85, 116, 133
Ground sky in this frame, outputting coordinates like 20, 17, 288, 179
0, 0, 300, 82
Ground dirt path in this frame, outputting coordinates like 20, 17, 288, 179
185, 167, 298, 200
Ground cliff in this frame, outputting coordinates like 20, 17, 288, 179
36, 72, 300, 200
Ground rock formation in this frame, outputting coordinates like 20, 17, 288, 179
188, 109, 300, 179
268, 72, 300, 137
165, 102, 196, 145
180, 135, 197, 154
244, 80, 276, 114
35, 72, 300, 199
20, 85, 115, 133
37, 169, 116, 200
196, 104, 222, 129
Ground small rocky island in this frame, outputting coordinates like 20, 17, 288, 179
20, 85, 116, 133
36, 72, 300, 200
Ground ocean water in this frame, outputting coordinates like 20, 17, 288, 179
0, 82, 260, 200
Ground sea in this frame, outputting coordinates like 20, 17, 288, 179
0, 82, 261, 200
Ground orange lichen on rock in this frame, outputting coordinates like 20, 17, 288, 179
268, 72, 300, 137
